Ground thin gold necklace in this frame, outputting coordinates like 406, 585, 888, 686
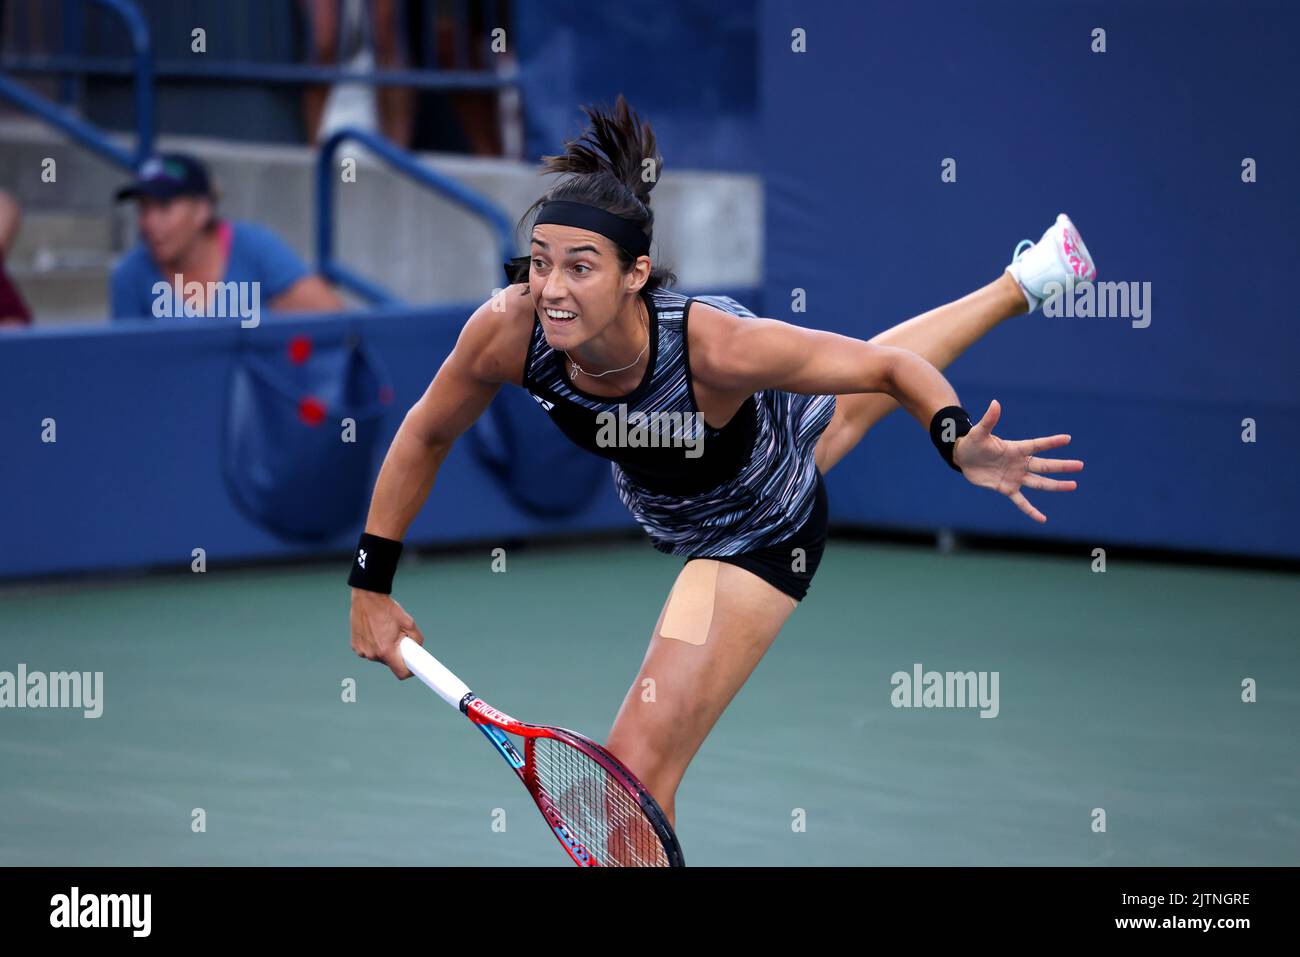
565, 299, 649, 380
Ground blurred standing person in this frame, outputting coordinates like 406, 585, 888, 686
405, 0, 508, 156
0, 190, 33, 326
301, 0, 414, 148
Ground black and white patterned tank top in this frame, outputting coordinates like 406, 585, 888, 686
521, 286, 836, 556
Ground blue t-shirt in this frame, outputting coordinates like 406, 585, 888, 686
110, 221, 309, 321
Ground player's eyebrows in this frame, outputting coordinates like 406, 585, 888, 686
530, 237, 602, 256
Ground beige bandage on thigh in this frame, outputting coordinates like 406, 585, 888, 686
660, 559, 720, 645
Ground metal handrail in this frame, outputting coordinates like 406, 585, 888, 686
316, 126, 516, 306
0, 56, 516, 90
0, 0, 153, 170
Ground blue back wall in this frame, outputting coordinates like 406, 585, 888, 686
3, 0, 1297, 579
758, 0, 1300, 556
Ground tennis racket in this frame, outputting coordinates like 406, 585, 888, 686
398, 636, 684, 867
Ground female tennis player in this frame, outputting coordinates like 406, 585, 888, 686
348, 96, 1089, 827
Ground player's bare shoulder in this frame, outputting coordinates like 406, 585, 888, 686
458, 282, 537, 388
684, 298, 753, 391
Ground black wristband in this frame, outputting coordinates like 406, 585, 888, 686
929, 405, 973, 472
348, 533, 404, 594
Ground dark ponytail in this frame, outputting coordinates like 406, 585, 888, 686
512, 94, 677, 292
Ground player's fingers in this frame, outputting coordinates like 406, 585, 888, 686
393, 624, 428, 679
1026, 433, 1071, 452
351, 629, 376, 660
976, 398, 1002, 433
1027, 456, 1084, 474
1022, 473, 1077, 492
1009, 489, 1046, 523
386, 632, 415, 680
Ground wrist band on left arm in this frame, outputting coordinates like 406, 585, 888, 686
929, 405, 973, 472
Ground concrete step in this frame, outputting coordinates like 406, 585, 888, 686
7, 265, 110, 325
0, 117, 762, 307
8, 209, 118, 268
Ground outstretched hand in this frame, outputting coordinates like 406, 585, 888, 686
952, 399, 1083, 523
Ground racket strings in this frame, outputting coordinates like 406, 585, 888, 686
531, 737, 668, 867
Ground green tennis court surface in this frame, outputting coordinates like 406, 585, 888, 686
2, 539, 1296, 866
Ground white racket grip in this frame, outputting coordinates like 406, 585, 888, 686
399, 637, 471, 711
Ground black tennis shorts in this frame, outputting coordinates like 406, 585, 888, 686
685, 470, 829, 602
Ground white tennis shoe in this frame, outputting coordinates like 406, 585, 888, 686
1005, 213, 1097, 312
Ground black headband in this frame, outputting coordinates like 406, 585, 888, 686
532, 199, 651, 259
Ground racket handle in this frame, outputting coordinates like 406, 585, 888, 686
399, 636, 471, 711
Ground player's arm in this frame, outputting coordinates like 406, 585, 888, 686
362, 299, 517, 540
688, 302, 960, 431
351, 290, 526, 678
690, 301, 1082, 521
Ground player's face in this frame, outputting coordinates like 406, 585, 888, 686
529, 224, 629, 348
137, 195, 210, 266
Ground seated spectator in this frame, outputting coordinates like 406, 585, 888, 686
111, 153, 344, 321
0, 190, 33, 326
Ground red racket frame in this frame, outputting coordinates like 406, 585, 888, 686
462, 695, 685, 867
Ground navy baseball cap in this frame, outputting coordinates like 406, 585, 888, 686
115, 153, 213, 201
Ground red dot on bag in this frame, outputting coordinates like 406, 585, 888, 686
379, 385, 394, 405
298, 396, 326, 426
288, 336, 312, 365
